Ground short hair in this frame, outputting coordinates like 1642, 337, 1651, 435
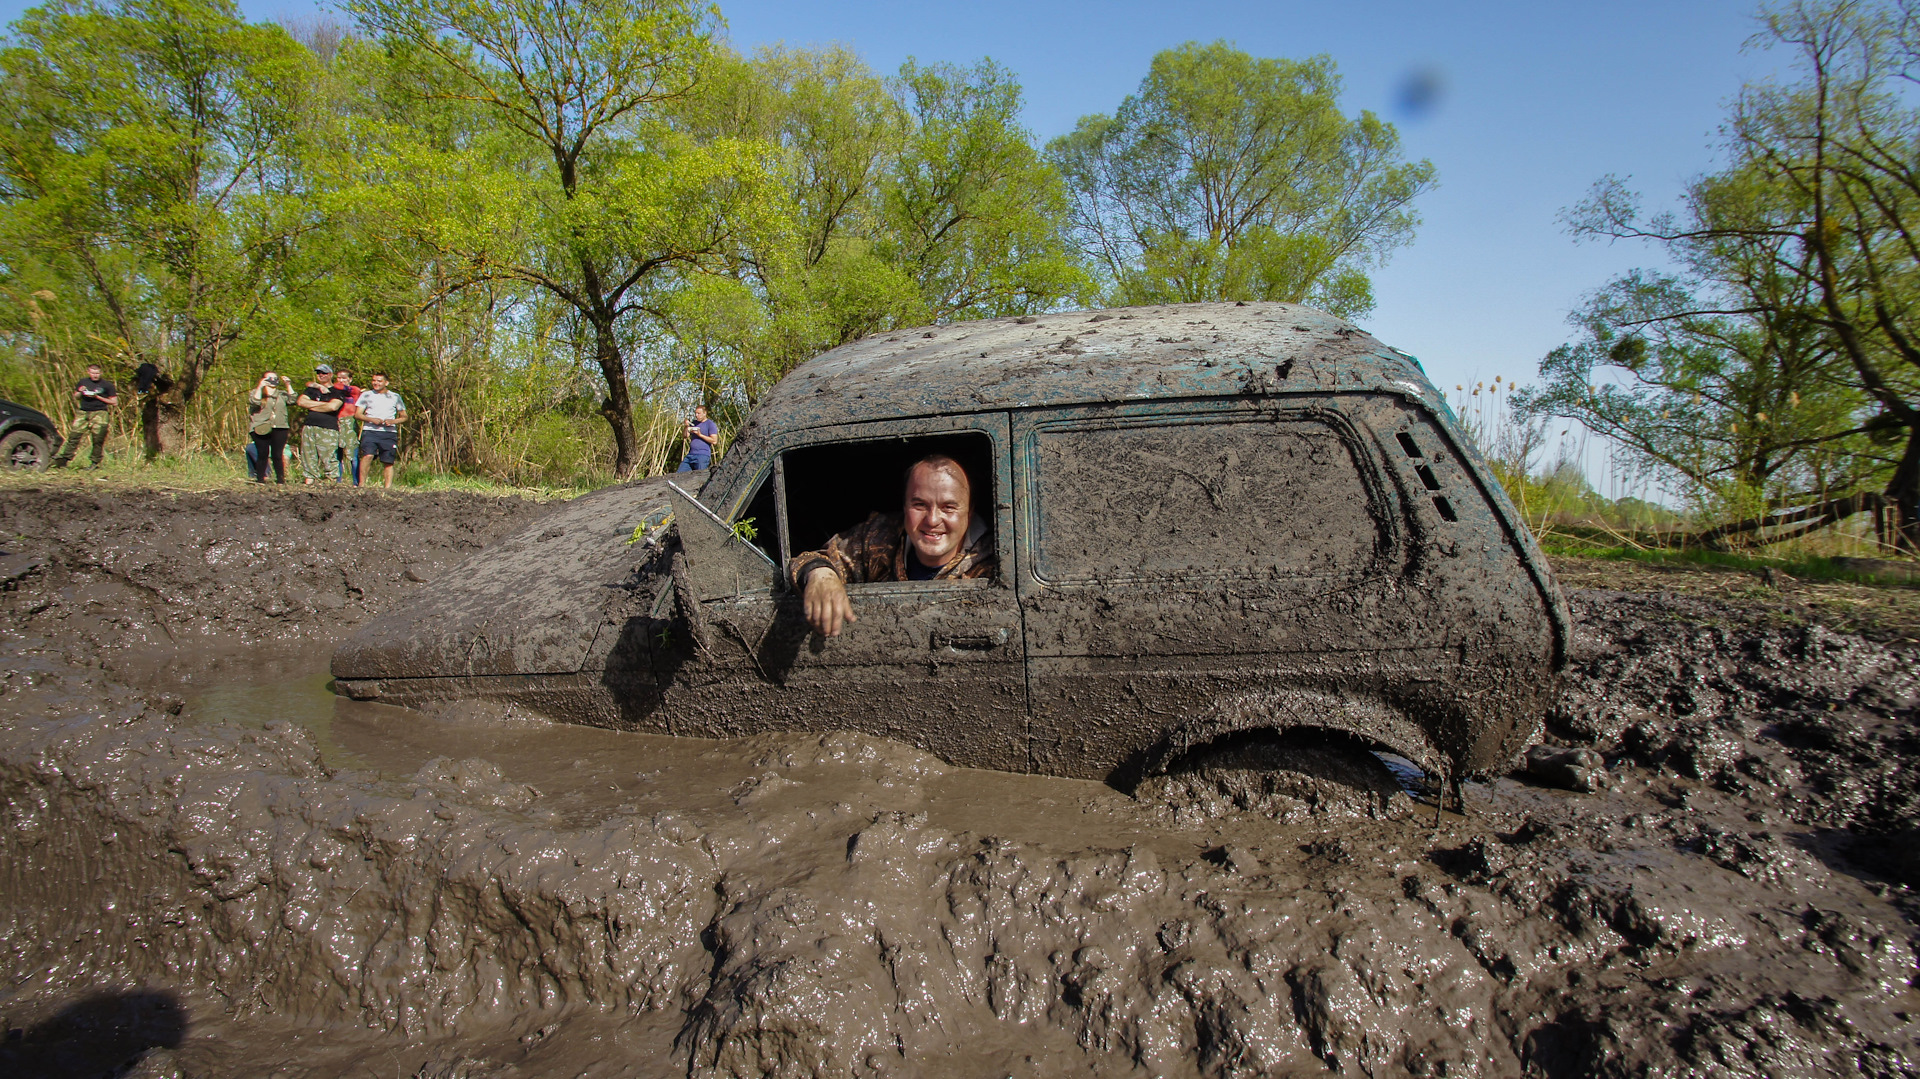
85, 363, 102, 371
371, 372, 389, 379
904, 454, 971, 503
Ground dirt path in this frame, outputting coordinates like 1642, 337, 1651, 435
1, 489, 1916, 1078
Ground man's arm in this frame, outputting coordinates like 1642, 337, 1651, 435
691, 422, 717, 446
786, 513, 893, 637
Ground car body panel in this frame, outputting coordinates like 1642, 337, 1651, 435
0, 398, 62, 460
333, 301, 1570, 782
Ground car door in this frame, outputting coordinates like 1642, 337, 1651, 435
662, 412, 1029, 772
1011, 399, 1407, 780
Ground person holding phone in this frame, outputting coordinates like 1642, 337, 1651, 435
52, 363, 118, 469
675, 404, 719, 472
247, 371, 293, 483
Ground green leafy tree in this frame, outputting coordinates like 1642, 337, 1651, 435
345, 0, 785, 478
0, 0, 318, 453
1565, 0, 1920, 549
880, 59, 1089, 321
1046, 41, 1434, 317
666, 48, 1086, 412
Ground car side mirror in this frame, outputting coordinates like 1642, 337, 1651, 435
667, 481, 778, 601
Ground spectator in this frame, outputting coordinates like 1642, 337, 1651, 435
675, 404, 719, 472
295, 363, 348, 485
354, 372, 407, 489
247, 371, 293, 483
332, 368, 362, 485
51, 363, 117, 469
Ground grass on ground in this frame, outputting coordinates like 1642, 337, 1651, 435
0, 449, 603, 501
1540, 534, 1920, 587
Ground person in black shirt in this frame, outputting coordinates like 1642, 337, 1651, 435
52, 363, 118, 469
295, 363, 348, 485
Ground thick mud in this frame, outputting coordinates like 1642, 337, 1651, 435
2, 489, 1918, 1077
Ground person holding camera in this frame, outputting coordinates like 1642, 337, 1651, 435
247, 371, 294, 483
674, 404, 719, 473
51, 363, 118, 469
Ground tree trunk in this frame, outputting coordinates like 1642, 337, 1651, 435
594, 317, 639, 479
138, 371, 178, 459
1890, 424, 1920, 552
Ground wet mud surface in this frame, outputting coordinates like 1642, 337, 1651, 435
3, 489, 1919, 1077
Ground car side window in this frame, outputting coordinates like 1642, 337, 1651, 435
780, 431, 999, 585
1029, 414, 1384, 583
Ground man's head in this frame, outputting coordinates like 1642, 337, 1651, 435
370, 373, 389, 392
314, 363, 333, 381
693, 405, 708, 422
902, 455, 972, 569
85, 364, 102, 379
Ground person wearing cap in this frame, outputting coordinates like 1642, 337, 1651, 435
295, 362, 350, 485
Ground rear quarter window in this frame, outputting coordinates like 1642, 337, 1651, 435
1030, 414, 1386, 582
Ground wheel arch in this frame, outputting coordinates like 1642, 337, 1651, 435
1133, 686, 1447, 784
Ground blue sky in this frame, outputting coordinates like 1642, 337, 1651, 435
3, 0, 1790, 491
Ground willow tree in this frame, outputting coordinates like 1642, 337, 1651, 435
1046, 40, 1435, 317
346, 0, 783, 478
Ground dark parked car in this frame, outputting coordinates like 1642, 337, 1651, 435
0, 399, 60, 470
333, 302, 1570, 786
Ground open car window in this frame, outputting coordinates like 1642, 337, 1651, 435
770, 430, 998, 585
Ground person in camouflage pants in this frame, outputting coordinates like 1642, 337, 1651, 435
295, 363, 348, 484
52, 364, 117, 468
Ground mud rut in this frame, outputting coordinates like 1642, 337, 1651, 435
1, 489, 1916, 1078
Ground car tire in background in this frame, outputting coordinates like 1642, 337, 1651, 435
1, 429, 50, 470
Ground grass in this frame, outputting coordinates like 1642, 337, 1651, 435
1541, 533, 1918, 587
0, 448, 604, 502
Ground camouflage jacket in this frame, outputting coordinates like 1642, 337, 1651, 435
788, 511, 994, 587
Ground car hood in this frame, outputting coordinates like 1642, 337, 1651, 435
332, 473, 697, 681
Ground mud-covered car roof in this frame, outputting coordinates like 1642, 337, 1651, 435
741, 302, 1441, 436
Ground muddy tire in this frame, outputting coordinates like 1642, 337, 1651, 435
1138, 729, 1410, 821
1, 428, 49, 470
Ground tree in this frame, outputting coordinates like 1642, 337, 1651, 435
0, 0, 318, 453
1046, 41, 1435, 318
1564, 0, 1920, 549
345, 0, 782, 478
879, 59, 1088, 322
665, 48, 1087, 412
1522, 166, 1879, 537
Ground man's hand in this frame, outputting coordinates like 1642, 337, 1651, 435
803, 566, 857, 637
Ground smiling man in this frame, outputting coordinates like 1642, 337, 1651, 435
789, 454, 995, 637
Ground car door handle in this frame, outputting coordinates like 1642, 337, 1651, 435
931, 628, 1009, 651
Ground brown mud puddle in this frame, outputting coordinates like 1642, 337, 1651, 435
3, 489, 1919, 1077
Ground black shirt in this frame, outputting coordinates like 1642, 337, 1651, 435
76, 378, 115, 412
301, 384, 347, 430
905, 554, 940, 581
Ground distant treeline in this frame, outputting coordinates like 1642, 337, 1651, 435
0, 0, 1429, 484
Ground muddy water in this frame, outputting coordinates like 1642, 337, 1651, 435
3, 489, 1919, 1077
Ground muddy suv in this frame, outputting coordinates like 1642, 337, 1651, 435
334, 303, 1569, 784
0, 399, 60, 470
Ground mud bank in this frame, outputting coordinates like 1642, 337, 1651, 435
2, 489, 1918, 1077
